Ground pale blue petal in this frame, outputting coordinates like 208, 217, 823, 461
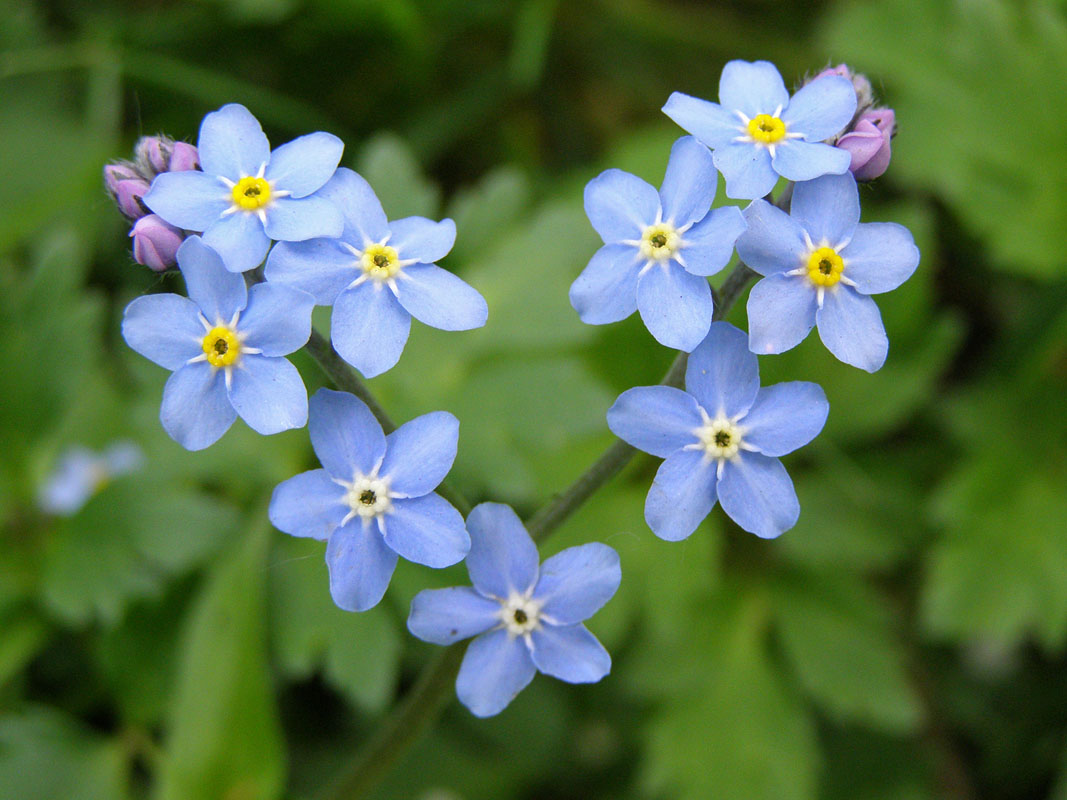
264, 132, 344, 197
308, 388, 386, 479
530, 624, 610, 683
606, 386, 703, 458
789, 172, 860, 248
380, 411, 459, 497
326, 518, 398, 612
584, 169, 660, 244
160, 362, 235, 451
679, 205, 746, 277
717, 453, 799, 538
781, 75, 857, 141
143, 171, 229, 231
383, 493, 470, 568
389, 217, 457, 264
741, 382, 828, 457
644, 448, 718, 542
177, 236, 248, 322
38, 449, 97, 516
122, 293, 204, 370
713, 143, 778, 201
736, 200, 807, 276
636, 263, 713, 352
264, 238, 358, 305
684, 321, 759, 417
197, 103, 270, 180
268, 469, 347, 540
746, 273, 817, 355
569, 244, 642, 325
661, 92, 741, 149
263, 196, 344, 242
456, 628, 536, 717
408, 587, 502, 645
816, 285, 888, 372
771, 139, 852, 183
466, 502, 539, 598
719, 60, 789, 118
394, 264, 488, 331
534, 544, 621, 626
317, 168, 390, 245
238, 283, 314, 356
202, 212, 271, 273
840, 222, 920, 295
227, 355, 308, 435
659, 136, 718, 228
331, 282, 411, 378
102, 442, 143, 475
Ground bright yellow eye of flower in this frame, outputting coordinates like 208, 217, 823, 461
747, 114, 787, 144
202, 326, 241, 367
231, 176, 272, 210
806, 247, 845, 287
361, 244, 401, 279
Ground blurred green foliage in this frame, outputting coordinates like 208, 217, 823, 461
2, 0, 1067, 799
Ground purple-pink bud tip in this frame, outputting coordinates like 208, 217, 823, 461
130, 214, 184, 271
168, 142, 199, 172
836, 108, 895, 181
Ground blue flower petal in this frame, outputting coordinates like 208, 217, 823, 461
736, 200, 807, 276
569, 244, 642, 325
771, 139, 851, 183
840, 222, 920, 295
160, 362, 235, 451
389, 217, 457, 264
331, 282, 411, 378
781, 75, 857, 141
264, 238, 357, 305
394, 264, 488, 331
456, 628, 537, 717
661, 92, 740, 150
644, 448, 718, 541
717, 452, 798, 538
238, 284, 314, 356
685, 321, 760, 417
383, 493, 470, 568
746, 273, 817, 355
789, 173, 860, 248
227, 355, 308, 435
741, 382, 828, 457
268, 469, 347, 540
530, 624, 611, 683
816, 285, 888, 372
202, 212, 271, 273
318, 168, 390, 246
263, 196, 344, 243
309, 388, 386, 480
326, 518, 398, 612
719, 60, 789, 118
143, 171, 228, 231
636, 263, 713, 352
713, 143, 778, 201
264, 132, 344, 197
380, 411, 459, 497
465, 502, 540, 599
197, 103, 270, 180
177, 237, 248, 323
122, 293, 204, 370
607, 385, 703, 458
534, 543, 621, 626
584, 169, 660, 244
408, 587, 502, 645
659, 136, 718, 229
680, 205, 746, 277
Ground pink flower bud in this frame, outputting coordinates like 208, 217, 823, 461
836, 108, 895, 181
130, 214, 184, 271
135, 136, 171, 174
107, 173, 152, 220
168, 142, 199, 172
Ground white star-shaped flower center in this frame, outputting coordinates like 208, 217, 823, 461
337, 472, 393, 526
499, 592, 542, 637
685, 408, 756, 478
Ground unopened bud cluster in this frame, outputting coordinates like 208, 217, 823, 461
809, 64, 895, 181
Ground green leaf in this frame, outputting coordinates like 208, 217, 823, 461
356, 133, 440, 219
446, 166, 530, 262
0, 607, 49, 689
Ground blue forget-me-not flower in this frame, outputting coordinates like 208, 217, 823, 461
408, 502, 620, 717
122, 236, 315, 450
608, 322, 828, 539
143, 103, 344, 273
663, 60, 857, 200
571, 136, 747, 352
737, 172, 920, 372
38, 441, 143, 516
264, 168, 488, 378
269, 389, 470, 612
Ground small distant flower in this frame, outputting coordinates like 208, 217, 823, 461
38, 441, 143, 516
122, 236, 315, 450
264, 168, 487, 377
408, 502, 620, 717
144, 103, 345, 273
608, 322, 828, 540
836, 108, 895, 181
130, 214, 184, 272
662, 60, 857, 199
570, 136, 747, 352
736, 172, 920, 372
270, 389, 470, 611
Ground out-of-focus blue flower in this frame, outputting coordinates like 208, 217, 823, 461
264, 168, 487, 378
736, 172, 920, 372
608, 322, 828, 540
143, 104, 345, 273
408, 502, 620, 717
663, 60, 857, 199
121, 236, 314, 450
570, 136, 747, 352
38, 441, 143, 516
269, 389, 470, 612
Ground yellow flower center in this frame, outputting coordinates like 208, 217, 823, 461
639, 223, 681, 262
231, 176, 272, 210
806, 246, 845, 287
747, 114, 787, 144
202, 326, 241, 368
361, 244, 401, 280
